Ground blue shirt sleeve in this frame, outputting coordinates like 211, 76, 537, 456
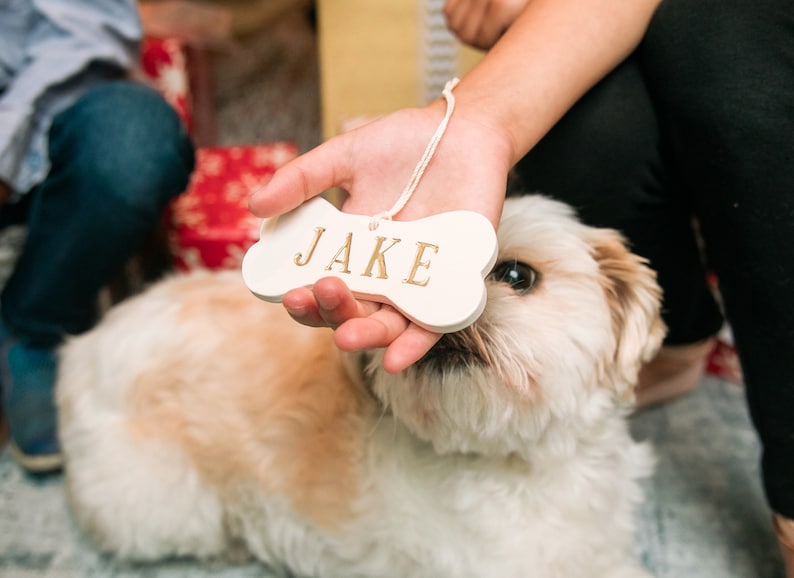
0, 0, 142, 197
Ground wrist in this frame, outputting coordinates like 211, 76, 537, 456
444, 80, 525, 168
409, 90, 511, 227
422, 85, 515, 171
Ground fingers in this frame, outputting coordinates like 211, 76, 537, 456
445, 0, 481, 47
444, 0, 471, 35
283, 277, 441, 374
463, 5, 492, 49
312, 277, 379, 328
382, 325, 442, 374
333, 306, 410, 352
282, 277, 379, 329
334, 306, 442, 374
249, 137, 350, 218
444, 0, 529, 50
282, 287, 325, 327
475, 4, 508, 50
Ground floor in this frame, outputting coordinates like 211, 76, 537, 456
0, 7, 787, 578
212, 6, 322, 155
0, 377, 785, 578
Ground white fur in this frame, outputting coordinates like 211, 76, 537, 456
58, 196, 665, 577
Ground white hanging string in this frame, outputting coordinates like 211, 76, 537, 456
369, 77, 460, 230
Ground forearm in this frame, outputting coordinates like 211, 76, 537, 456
248, 0, 662, 371
453, 0, 661, 164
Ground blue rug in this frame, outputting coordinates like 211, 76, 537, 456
632, 376, 784, 577
0, 376, 784, 577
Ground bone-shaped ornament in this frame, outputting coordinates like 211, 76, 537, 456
241, 197, 498, 333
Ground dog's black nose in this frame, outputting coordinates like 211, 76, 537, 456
419, 330, 488, 370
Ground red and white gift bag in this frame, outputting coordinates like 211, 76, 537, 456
706, 325, 744, 384
139, 37, 192, 131
168, 143, 298, 271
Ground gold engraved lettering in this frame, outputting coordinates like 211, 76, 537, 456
325, 232, 353, 274
361, 236, 401, 279
403, 242, 439, 287
294, 227, 326, 266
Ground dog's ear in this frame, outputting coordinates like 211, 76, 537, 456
587, 229, 667, 394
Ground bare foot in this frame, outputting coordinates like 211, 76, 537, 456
775, 514, 794, 578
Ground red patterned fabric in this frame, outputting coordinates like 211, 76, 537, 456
139, 37, 192, 131
702, 273, 743, 384
706, 328, 744, 385
169, 143, 298, 270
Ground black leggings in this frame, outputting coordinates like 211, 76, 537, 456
513, 0, 794, 518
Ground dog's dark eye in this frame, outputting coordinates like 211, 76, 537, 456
488, 260, 538, 295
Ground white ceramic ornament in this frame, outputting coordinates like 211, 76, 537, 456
242, 196, 498, 333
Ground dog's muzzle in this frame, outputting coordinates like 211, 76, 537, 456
417, 328, 490, 371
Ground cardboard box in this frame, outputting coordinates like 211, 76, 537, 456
317, 0, 483, 139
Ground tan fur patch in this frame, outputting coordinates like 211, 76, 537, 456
127, 274, 375, 530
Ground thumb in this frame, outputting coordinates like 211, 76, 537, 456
249, 138, 350, 218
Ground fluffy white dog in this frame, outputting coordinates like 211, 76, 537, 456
58, 196, 665, 578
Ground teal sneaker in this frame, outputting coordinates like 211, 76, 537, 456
0, 336, 62, 474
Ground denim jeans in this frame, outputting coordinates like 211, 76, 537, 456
1, 80, 195, 347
